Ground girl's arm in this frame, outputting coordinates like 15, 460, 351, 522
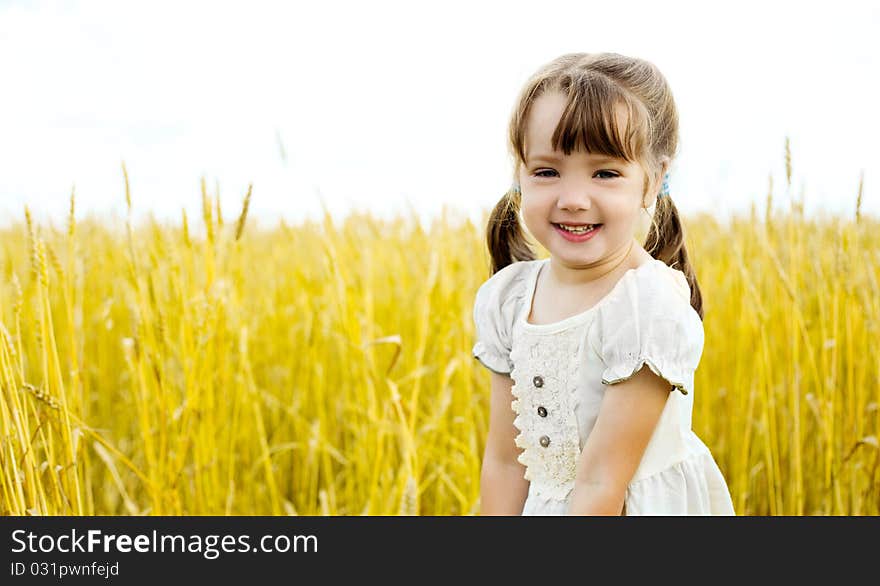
567, 364, 671, 515
480, 370, 530, 515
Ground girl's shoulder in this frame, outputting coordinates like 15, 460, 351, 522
596, 259, 704, 394
628, 258, 693, 307
472, 259, 541, 326
471, 259, 542, 374
474, 258, 541, 304
596, 257, 702, 344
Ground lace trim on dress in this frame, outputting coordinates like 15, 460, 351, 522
510, 326, 583, 502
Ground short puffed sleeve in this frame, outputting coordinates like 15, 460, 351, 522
471, 261, 532, 375
596, 261, 704, 395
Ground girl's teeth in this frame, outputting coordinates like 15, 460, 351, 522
558, 224, 597, 233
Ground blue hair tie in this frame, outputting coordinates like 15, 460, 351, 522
658, 172, 670, 198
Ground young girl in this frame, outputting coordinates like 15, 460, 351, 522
473, 52, 735, 516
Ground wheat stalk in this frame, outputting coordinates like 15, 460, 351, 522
855, 169, 864, 224
21, 382, 60, 410
235, 184, 253, 241
122, 161, 132, 213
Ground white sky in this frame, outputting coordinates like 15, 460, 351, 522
1, 0, 877, 231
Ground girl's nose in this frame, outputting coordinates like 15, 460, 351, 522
556, 185, 592, 211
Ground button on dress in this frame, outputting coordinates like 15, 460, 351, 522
472, 257, 735, 515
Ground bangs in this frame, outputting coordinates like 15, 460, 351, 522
514, 72, 653, 166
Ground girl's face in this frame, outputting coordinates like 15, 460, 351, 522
518, 91, 652, 268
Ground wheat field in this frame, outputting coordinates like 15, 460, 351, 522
0, 161, 877, 516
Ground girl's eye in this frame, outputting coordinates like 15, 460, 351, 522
533, 169, 619, 179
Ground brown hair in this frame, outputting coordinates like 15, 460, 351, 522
486, 52, 703, 319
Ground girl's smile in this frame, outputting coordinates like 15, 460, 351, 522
552, 222, 602, 242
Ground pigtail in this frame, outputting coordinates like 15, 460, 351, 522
644, 195, 704, 320
486, 185, 536, 276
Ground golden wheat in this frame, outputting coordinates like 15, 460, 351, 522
0, 167, 876, 516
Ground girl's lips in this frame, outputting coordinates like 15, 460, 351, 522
552, 223, 602, 242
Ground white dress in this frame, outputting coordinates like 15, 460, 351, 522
472, 257, 736, 515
